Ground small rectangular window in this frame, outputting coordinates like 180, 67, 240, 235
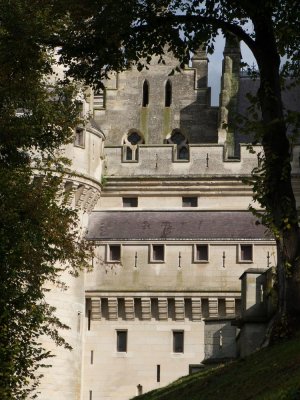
74, 127, 85, 147
122, 197, 138, 207
152, 245, 165, 262
157, 365, 160, 382
195, 244, 209, 262
240, 244, 253, 262
173, 331, 184, 353
117, 330, 127, 352
182, 197, 198, 207
109, 245, 121, 262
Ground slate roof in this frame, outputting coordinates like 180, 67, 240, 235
86, 211, 273, 241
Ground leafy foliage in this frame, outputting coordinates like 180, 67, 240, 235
0, 0, 91, 398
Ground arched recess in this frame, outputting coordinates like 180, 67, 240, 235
142, 80, 149, 107
123, 129, 145, 161
166, 129, 189, 160
165, 79, 172, 107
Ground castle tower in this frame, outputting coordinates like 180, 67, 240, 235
218, 34, 241, 156
80, 47, 277, 400
38, 97, 105, 400
191, 45, 208, 89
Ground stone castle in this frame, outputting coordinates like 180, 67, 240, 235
38, 37, 300, 400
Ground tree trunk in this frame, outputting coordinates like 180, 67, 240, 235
254, 19, 300, 318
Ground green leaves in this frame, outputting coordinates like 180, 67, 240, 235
0, 1, 90, 398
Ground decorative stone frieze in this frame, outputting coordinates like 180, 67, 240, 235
208, 297, 218, 318
91, 297, 101, 320
174, 298, 185, 321
124, 297, 135, 320
107, 297, 118, 320
225, 298, 236, 316
191, 297, 202, 321
158, 298, 168, 320
141, 297, 151, 320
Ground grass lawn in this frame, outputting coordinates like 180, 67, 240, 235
133, 334, 300, 400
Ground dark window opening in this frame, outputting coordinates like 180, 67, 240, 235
196, 245, 208, 261
240, 245, 253, 261
152, 245, 164, 262
182, 197, 198, 207
165, 80, 172, 107
74, 127, 85, 147
122, 197, 138, 207
128, 131, 142, 145
157, 365, 161, 382
173, 331, 184, 353
109, 245, 121, 262
126, 146, 133, 160
142, 80, 149, 107
87, 309, 91, 331
117, 330, 127, 352
178, 146, 189, 160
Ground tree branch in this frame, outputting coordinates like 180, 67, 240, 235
145, 13, 258, 58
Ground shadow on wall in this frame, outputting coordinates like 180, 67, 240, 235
179, 89, 219, 144
204, 320, 238, 362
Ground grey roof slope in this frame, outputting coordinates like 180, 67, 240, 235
86, 211, 273, 241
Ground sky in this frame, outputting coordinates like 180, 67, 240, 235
207, 33, 256, 106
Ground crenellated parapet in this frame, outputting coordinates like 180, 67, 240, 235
103, 144, 300, 178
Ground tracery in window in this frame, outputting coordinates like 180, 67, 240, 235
123, 129, 145, 161
166, 129, 189, 160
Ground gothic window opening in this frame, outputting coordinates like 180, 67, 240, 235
142, 80, 149, 107
178, 146, 189, 160
165, 80, 172, 107
166, 129, 189, 161
123, 130, 145, 161
74, 126, 85, 147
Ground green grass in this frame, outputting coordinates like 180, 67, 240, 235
133, 335, 300, 400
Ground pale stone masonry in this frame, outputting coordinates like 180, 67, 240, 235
37, 38, 300, 400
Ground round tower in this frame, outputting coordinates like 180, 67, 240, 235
38, 96, 105, 400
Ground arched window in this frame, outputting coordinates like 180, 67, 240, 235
123, 130, 145, 161
166, 129, 189, 161
165, 80, 172, 107
142, 80, 149, 107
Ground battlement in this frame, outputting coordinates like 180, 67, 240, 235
104, 144, 300, 178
